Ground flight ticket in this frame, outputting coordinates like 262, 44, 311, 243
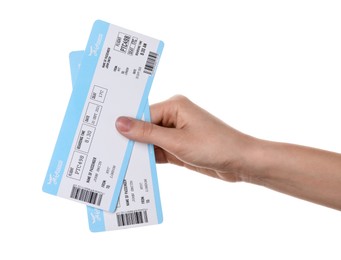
42, 20, 164, 213
69, 50, 163, 231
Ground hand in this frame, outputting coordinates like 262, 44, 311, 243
115, 95, 255, 182
116, 95, 341, 210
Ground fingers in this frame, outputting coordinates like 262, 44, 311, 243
149, 95, 190, 127
154, 146, 184, 165
115, 95, 197, 166
115, 116, 180, 153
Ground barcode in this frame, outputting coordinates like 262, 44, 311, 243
143, 51, 158, 75
70, 185, 103, 206
116, 210, 149, 227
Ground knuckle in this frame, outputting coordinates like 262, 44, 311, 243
171, 94, 188, 103
169, 95, 191, 112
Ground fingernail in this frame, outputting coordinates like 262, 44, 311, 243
115, 117, 132, 133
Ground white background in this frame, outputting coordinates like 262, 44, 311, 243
1, 1, 340, 259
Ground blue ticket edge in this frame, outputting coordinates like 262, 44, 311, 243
69, 50, 163, 231
42, 20, 164, 213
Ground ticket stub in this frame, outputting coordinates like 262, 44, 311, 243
69, 51, 163, 231
42, 20, 164, 212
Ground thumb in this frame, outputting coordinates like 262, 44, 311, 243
115, 116, 177, 149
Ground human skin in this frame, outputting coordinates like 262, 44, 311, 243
115, 95, 341, 211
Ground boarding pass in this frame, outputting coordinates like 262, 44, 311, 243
42, 20, 164, 212
69, 51, 162, 231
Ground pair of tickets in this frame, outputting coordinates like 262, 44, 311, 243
42, 20, 164, 232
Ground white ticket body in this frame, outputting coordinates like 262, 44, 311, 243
69, 51, 163, 231
42, 20, 164, 212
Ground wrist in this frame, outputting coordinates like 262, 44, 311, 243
216, 130, 268, 183
235, 136, 272, 184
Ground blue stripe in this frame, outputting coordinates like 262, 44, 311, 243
144, 105, 163, 223
87, 206, 106, 232
69, 51, 84, 86
109, 140, 134, 212
42, 20, 109, 195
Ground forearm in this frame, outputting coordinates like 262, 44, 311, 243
245, 139, 341, 210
